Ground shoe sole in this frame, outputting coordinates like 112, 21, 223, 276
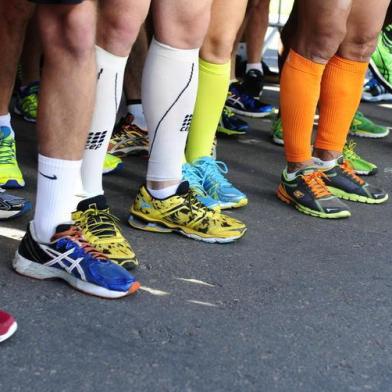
328, 187, 389, 204
128, 212, 246, 244
0, 321, 17, 343
226, 106, 272, 119
277, 185, 351, 219
108, 147, 149, 158
272, 135, 284, 146
354, 168, 378, 176
14, 106, 37, 123
349, 129, 390, 138
13, 252, 140, 299
217, 127, 247, 136
219, 198, 248, 210
0, 201, 32, 220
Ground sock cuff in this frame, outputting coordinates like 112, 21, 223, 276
38, 153, 82, 169
327, 55, 369, 73
95, 45, 128, 69
150, 37, 199, 61
286, 49, 326, 76
127, 99, 142, 106
199, 58, 231, 75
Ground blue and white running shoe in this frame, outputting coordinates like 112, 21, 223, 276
226, 85, 273, 118
13, 222, 140, 299
362, 78, 392, 102
0, 188, 31, 220
192, 156, 248, 209
182, 163, 220, 211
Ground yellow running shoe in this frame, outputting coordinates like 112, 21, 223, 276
103, 153, 124, 175
0, 127, 25, 188
72, 195, 138, 270
128, 182, 247, 243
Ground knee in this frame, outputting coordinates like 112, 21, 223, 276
40, 7, 96, 60
98, 12, 142, 55
297, 25, 347, 63
339, 32, 380, 62
201, 33, 237, 63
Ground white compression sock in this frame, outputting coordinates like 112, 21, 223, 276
0, 113, 14, 138
127, 100, 147, 131
81, 46, 127, 196
143, 38, 199, 185
246, 62, 263, 74
34, 154, 82, 243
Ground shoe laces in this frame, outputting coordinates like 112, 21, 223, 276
223, 107, 235, 118
198, 158, 232, 188
22, 94, 38, 114
54, 226, 107, 260
340, 160, 365, 186
183, 189, 211, 219
183, 164, 207, 196
77, 207, 120, 239
0, 137, 16, 165
343, 140, 360, 160
302, 171, 331, 199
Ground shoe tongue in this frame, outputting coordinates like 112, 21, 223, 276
246, 69, 263, 79
77, 195, 108, 211
55, 224, 73, 234
0, 126, 11, 139
176, 181, 190, 196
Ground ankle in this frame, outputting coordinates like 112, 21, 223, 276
313, 148, 341, 161
287, 160, 314, 173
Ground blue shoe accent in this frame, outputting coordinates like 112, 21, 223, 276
217, 107, 249, 136
192, 156, 248, 209
2, 179, 24, 189
362, 77, 392, 102
0, 191, 32, 220
226, 85, 273, 118
182, 163, 221, 211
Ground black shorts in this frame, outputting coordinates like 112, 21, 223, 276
30, 0, 83, 4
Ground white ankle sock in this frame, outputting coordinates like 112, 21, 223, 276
246, 62, 263, 74
81, 46, 127, 196
34, 154, 82, 243
0, 113, 14, 137
148, 183, 179, 199
127, 101, 147, 131
142, 38, 199, 183
313, 157, 337, 169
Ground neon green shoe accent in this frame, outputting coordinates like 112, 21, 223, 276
328, 186, 389, 204
271, 116, 284, 145
343, 140, 378, 176
349, 111, 389, 139
0, 127, 25, 188
371, 30, 392, 87
14, 82, 39, 123
103, 153, 123, 175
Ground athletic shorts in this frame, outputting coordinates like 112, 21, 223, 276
29, 0, 83, 4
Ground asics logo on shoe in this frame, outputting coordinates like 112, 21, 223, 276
180, 114, 193, 132
39, 172, 57, 180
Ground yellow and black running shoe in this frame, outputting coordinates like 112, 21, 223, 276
323, 157, 388, 204
72, 196, 138, 270
277, 168, 351, 219
128, 182, 246, 243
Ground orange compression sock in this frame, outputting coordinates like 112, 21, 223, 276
315, 55, 368, 153
280, 49, 326, 163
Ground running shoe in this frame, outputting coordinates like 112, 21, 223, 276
217, 107, 249, 136
226, 85, 273, 118
349, 111, 389, 138
271, 115, 284, 145
182, 163, 220, 211
0, 127, 25, 188
0, 188, 31, 220
13, 222, 140, 299
370, 26, 392, 91
0, 310, 17, 343
362, 78, 392, 102
323, 157, 388, 204
277, 168, 351, 219
14, 81, 39, 123
103, 153, 124, 175
128, 182, 246, 243
239, 69, 264, 98
343, 141, 378, 176
108, 114, 149, 157
192, 156, 248, 209
72, 195, 138, 270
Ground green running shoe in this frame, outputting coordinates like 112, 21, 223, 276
14, 81, 39, 123
349, 111, 389, 138
370, 27, 392, 91
103, 153, 124, 175
324, 157, 388, 204
343, 140, 377, 176
277, 167, 351, 219
271, 115, 284, 145
0, 127, 25, 188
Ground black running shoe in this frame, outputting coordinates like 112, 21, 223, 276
13, 223, 140, 299
324, 157, 389, 204
277, 168, 351, 219
0, 188, 31, 220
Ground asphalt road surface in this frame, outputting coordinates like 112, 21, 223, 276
1, 87, 392, 392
